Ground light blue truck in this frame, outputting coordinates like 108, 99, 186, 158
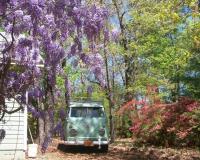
64, 100, 109, 152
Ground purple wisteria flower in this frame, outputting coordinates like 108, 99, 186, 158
111, 28, 120, 41
27, 105, 40, 118
1, 0, 108, 152
30, 0, 39, 5
41, 133, 52, 153
14, 10, 24, 18
87, 86, 93, 95
59, 108, 66, 120
48, 108, 54, 122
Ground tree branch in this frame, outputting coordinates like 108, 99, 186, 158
0, 33, 8, 44
2, 17, 15, 54
3, 105, 23, 114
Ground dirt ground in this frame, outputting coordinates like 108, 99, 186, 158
27, 139, 200, 160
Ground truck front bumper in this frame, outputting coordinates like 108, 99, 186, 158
64, 137, 109, 146
64, 140, 109, 145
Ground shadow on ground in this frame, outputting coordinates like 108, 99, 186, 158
57, 143, 106, 154
56, 143, 148, 160
56, 143, 200, 160
45, 139, 200, 160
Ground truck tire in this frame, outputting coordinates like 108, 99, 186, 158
101, 145, 108, 153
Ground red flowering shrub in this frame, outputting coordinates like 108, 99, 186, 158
123, 97, 200, 147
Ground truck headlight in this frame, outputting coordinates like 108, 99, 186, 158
69, 129, 78, 137
99, 128, 105, 136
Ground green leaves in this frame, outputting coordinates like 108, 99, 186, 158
122, 0, 200, 100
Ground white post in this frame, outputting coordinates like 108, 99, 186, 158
24, 91, 28, 151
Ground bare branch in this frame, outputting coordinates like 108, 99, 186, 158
2, 17, 15, 54
0, 33, 8, 44
3, 105, 23, 114
87, 78, 102, 86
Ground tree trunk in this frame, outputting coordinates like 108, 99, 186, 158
38, 117, 45, 145
103, 41, 115, 143
44, 110, 52, 140
38, 100, 45, 145
108, 98, 115, 143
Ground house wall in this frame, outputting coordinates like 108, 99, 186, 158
0, 99, 27, 160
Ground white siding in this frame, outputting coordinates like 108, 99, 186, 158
0, 99, 27, 160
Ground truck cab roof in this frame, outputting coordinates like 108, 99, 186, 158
69, 100, 104, 108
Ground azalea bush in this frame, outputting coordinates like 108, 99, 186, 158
126, 97, 200, 147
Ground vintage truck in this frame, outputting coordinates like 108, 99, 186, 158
64, 100, 109, 152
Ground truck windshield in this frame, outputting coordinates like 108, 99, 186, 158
70, 107, 104, 118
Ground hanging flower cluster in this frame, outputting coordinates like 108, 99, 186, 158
0, 0, 109, 152
1, 0, 108, 103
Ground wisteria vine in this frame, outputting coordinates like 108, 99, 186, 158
0, 0, 109, 151
28, 105, 66, 152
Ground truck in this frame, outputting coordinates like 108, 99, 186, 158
64, 100, 109, 152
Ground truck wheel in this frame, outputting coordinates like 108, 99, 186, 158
101, 145, 108, 153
